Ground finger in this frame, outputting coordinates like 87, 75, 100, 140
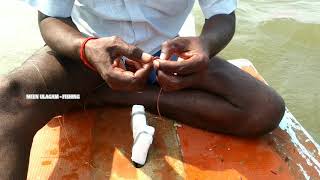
125, 59, 142, 72
177, 57, 185, 62
141, 52, 153, 63
108, 63, 152, 91
126, 63, 152, 90
160, 37, 188, 60
112, 58, 126, 70
108, 67, 135, 83
93, 54, 137, 91
112, 58, 119, 68
157, 70, 194, 92
125, 59, 142, 69
107, 69, 142, 91
160, 40, 173, 60
180, 51, 193, 59
126, 65, 136, 72
115, 40, 153, 63
119, 59, 126, 70
155, 55, 207, 75
134, 63, 153, 81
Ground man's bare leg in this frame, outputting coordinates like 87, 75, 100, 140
87, 57, 285, 136
0, 46, 104, 179
0, 47, 285, 179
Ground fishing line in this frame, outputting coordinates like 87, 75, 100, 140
57, 112, 107, 177
156, 88, 163, 120
46, 71, 164, 176
29, 61, 49, 92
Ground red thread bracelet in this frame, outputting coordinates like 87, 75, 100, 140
80, 37, 98, 71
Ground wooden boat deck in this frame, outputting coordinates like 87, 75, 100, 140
27, 59, 320, 180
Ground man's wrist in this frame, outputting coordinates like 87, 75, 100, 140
74, 37, 87, 59
199, 35, 211, 58
79, 37, 98, 71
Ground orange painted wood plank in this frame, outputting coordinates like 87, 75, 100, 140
175, 60, 294, 180
177, 125, 294, 180
28, 107, 184, 179
28, 112, 94, 179
27, 59, 319, 179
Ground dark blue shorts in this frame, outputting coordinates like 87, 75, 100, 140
146, 50, 178, 85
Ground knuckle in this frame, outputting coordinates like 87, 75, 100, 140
110, 36, 117, 42
110, 36, 123, 45
162, 40, 172, 49
162, 40, 169, 46
174, 36, 183, 42
161, 41, 168, 51
110, 35, 119, 41
127, 44, 134, 51
129, 46, 142, 58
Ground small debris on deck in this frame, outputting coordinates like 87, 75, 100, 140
270, 170, 278, 175
173, 122, 182, 128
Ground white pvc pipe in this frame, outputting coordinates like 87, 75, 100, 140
131, 105, 155, 167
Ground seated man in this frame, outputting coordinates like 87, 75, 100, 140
0, 0, 285, 179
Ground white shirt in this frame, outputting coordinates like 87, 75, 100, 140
26, 0, 237, 54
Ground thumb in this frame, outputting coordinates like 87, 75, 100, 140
116, 43, 153, 63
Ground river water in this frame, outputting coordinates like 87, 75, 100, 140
1, 1, 320, 142
193, 1, 320, 142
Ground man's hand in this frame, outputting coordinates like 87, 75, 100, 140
85, 36, 153, 91
154, 37, 209, 91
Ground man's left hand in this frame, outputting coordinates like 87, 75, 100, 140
154, 37, 209, 91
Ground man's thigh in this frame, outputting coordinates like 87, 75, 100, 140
7, 46, 106, 112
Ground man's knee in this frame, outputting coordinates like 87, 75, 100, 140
0, 76, 34, 113
244, 93, 285, 136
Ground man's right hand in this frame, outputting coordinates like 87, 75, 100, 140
84, 36, 153, 91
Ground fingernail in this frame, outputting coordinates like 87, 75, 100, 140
153, 60, 160, 69
177, 57, 184, 62
142, 52, 152, 62
160, 53, 166, 60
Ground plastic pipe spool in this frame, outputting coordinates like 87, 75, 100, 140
131, 105, 155, 168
